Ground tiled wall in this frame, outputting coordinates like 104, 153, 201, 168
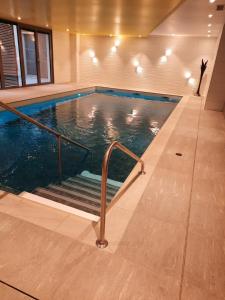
78, 35, 217, 96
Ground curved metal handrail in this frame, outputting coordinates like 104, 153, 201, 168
0, 101, 91, 178
96, 141, 145, 248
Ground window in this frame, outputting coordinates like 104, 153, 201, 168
0, 19, 53, 89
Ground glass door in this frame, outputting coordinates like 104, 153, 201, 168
0, 19, 53, 89
21, 29, 38, 85
37, 32, 51, 83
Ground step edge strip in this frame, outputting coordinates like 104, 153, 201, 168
20, 191, 99, 222
35, 188, 100, 212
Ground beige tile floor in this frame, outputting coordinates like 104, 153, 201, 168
0, 85, 224, 299
0, 83, 91, 105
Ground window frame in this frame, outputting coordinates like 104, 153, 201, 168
0, 18, 54, 89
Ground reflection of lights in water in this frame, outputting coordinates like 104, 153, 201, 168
126, 109, 139, 124
106, 118, 118, 139
149, 120, 159, 135
128, 109, 138, 117
88, 105, 97, 119
126, 115, 133, 124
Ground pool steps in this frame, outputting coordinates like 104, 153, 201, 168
20, 174, 120, 221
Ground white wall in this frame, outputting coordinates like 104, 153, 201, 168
78, 35, 217, 96
205, 25, 225, 113
52, 31, 72, 83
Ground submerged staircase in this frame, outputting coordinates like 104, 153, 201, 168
20, 173, 121, 221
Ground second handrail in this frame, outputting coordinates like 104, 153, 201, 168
96, 141, 145, 248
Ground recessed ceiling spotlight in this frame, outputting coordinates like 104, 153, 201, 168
208, 34, 211, 37
46, 24, 49, 27
138, 35, 142, 38
17, 16, 21, 20
66, 28, 70, 32
208, 14, 213, 18
208, 30, 211, 33
208, 24, 212, 27
209, 0, 216, 3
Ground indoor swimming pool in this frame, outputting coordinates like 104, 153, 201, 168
0, 89, 180, 193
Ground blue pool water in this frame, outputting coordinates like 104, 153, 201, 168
0, 90, 179, 192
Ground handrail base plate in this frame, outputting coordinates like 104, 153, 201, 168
96, 239, 108, 249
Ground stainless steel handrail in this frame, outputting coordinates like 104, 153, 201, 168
0, 101, 91, 178
96, 141, 145, 248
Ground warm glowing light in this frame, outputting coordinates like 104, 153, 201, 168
133, 59, 140, 67
172, 33, 175, 36
66, 28, 70, 32
138, 35, 142, 38
109, 34, 112, 37
111, 45, 117, 53
208, 34, 211, 37
208, 30, 211, 33
46, 24, 49, 27
115, 38, 121, 47
17, 16, 21, 20
209, 0, 216, 3
92, 57, 98, 64
136, 66, 143, 74
89, 49, 95, 58
184, 71, 191, 79
188, 78, 196, 86
160, 56, 168, 63
208, 24, 212, 27
208, 14, 213, 18
165, 48, 172, 56
132, 109, 138, 116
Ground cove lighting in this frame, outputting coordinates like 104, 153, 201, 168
136, 66, 143, 74
89, 50, 95, 58
92, 57, 98, 64
115, 38, 121, 47
184, 72, 191, 79
160, 55, 168, 63
111, 46, 117, 53
188, 78, 196, 86
165, 48, 172, 56
133, 59, 140, 67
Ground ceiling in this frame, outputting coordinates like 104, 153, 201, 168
0, 0, 184, 36
152, 0, 225, 37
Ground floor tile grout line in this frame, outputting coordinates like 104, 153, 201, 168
178, 97, 203, 300
0, 279, 39, 299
